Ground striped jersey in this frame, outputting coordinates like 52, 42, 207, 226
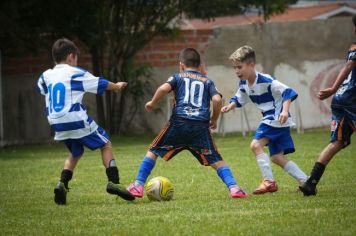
37, 64, 108, 140
332, 43, 356, 109
166, 70, 221, 122
229, 71, 298, 128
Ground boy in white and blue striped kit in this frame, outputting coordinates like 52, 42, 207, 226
221, 45, 307, 194
37, 38, 134, 204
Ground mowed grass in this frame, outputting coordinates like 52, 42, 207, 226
0, 129, 355, 236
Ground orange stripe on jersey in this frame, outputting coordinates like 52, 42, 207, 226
150, 122, 170, 148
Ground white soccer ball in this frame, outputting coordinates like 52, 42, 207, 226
145, 176, 174, 201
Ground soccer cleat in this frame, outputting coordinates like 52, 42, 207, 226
230, 187, 249, 198
299, 182, 317, 196
106, 182, 135, 201
127, 183, 144, 198
54, 182, 69, 205
253, 179, 278, 194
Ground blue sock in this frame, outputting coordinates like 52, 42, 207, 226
135, 157, 156, 186
217, 166, 238, 189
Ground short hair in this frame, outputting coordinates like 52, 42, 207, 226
353, 14, 356, 27
229, 45, 256, 63
179, 48, 201, 68
52, 38, 79, 63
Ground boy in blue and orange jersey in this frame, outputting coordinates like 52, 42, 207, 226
127, 48, 248, 199
222, 45, 307, 194
300, 15, 356, 196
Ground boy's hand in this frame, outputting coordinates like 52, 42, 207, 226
318, 87, 336, 100
145, 101, 155, 112
278, 111, 289, 124
115, 82, 128, 91
221, 106, 231, 113
210, 119, 217, 130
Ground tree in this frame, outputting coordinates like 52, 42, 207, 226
1, 0, 297, 134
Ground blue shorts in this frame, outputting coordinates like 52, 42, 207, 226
63, 127, 109, 158
330, 106, 356, 148
149, 119, 223, 166
254, 123, 295, 156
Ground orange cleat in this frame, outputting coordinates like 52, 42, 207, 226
253, 179, 278, 194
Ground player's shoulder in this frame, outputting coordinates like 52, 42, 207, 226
349, 42, 356, 51
256, 72, 274, 84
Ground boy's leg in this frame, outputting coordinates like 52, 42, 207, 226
211, 160, 248, 198
54, 154, 81, 205
101, 142, 135, 201
127, 151, 158, 198
250, 138, 278, 194
271, 153, 307, 185
300, 141, 343, 196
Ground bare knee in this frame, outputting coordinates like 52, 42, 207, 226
271, 154, 288, 167
250, 140, 263, 154
211, 160, 226, 170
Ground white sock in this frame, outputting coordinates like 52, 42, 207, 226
256, 153, 274, 181
284, 160, 308, 183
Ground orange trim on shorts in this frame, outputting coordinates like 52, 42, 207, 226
337, 118, 345, 141
190, 148, 209, 166
162, 147, 183, 161
150, 122, 170, 148
209, 129, 222, 158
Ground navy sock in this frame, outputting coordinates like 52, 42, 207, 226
135, 157, 156, 186
217, 166, 238, 189
60, 169, 73, 189
307, 162, 326, 186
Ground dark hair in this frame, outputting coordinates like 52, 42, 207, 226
52, 38, 79, 63
353, 14, 356, 27
179, 48, 201, 68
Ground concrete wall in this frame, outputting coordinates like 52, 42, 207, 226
147, 17, 354, 134
0, 17, 353, 145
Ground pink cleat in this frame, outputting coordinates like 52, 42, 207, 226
230, 187, 249, 198
127, 183, 144, 198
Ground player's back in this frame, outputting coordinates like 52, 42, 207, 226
168, 70, 220, 122
332, 43, 356, 108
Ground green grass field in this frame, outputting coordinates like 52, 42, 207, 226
0, 129, 355, 235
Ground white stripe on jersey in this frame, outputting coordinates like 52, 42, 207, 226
231, 71, 297, 128
37, 64, 108, 140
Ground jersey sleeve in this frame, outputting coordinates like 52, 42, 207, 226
208, 80, 222, 98
72, 70, 109, 95
271, 80, 298, 102
36, 74, 47, 95
229, 86, 249, 107
166, 76, 177, 90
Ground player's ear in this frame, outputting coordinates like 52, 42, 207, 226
179, 62, 185, 72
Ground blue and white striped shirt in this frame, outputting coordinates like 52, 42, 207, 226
229, 71, 298, 128
37, 64, 108, 140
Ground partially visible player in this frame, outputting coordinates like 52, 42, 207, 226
222, 45, 307, 194
127, 48, 248, 199
300, 15, 356, 196
37, 38, 134, 204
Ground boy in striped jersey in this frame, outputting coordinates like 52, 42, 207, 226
222, 45, 307, 194
37, 38, 134, 204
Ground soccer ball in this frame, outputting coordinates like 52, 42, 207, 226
145, 176, 174, 201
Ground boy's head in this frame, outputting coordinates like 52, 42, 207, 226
229, 45, 256, 81
179, 48, 201, 70
52, 38, 79, 66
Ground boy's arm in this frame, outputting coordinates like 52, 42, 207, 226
318, 59, 356, 100
279, 99, 291, 125
210, 94, 222, 129
106, 81, 128, 92
145, 83, 172, 112
221, 102, 237, 113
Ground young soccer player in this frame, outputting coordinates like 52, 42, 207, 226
36, 38, 135, 205
300, 15, 356, 196
127, 48, 248, 199
221, 45, 308, 194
